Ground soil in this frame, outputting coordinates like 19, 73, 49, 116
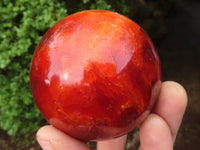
127, 0, 200, 149
159, 1, 200, 149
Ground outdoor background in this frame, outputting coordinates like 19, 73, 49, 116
0, 0, 199, 149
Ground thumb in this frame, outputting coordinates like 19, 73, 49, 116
36, 125, 89, 150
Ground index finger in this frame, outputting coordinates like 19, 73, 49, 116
153, 81, 188, 142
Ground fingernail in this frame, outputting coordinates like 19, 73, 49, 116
37, 139, 53, 150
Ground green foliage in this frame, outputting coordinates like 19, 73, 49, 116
0, 0, 67, 148
89, 0, 112, 10
0, 0, 177, 149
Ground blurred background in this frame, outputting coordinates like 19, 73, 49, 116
0, 0, 199, 149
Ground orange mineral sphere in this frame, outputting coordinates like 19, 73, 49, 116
30, 10, 161, 141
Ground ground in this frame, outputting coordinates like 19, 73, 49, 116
160, 1, 200, 149
127, 0, 200, 149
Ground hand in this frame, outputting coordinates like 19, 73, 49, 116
36, 81, 187, 150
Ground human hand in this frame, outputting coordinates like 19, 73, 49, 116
36, 81, 187, 150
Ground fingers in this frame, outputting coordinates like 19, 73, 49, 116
97, 135, 127, 150
139, 81, 187, 150
139, 114, 173, 150
36, 125, 89, 150
37, 126, 127, 150
153, 81, 188, 142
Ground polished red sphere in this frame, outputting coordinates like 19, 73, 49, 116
30, 10, 161, 141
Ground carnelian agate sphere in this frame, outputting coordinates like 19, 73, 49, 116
30, 10, 161, 141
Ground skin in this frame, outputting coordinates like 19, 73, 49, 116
36, 81, 188, 150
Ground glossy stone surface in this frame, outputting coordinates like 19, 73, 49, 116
30, 10, 161, 141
